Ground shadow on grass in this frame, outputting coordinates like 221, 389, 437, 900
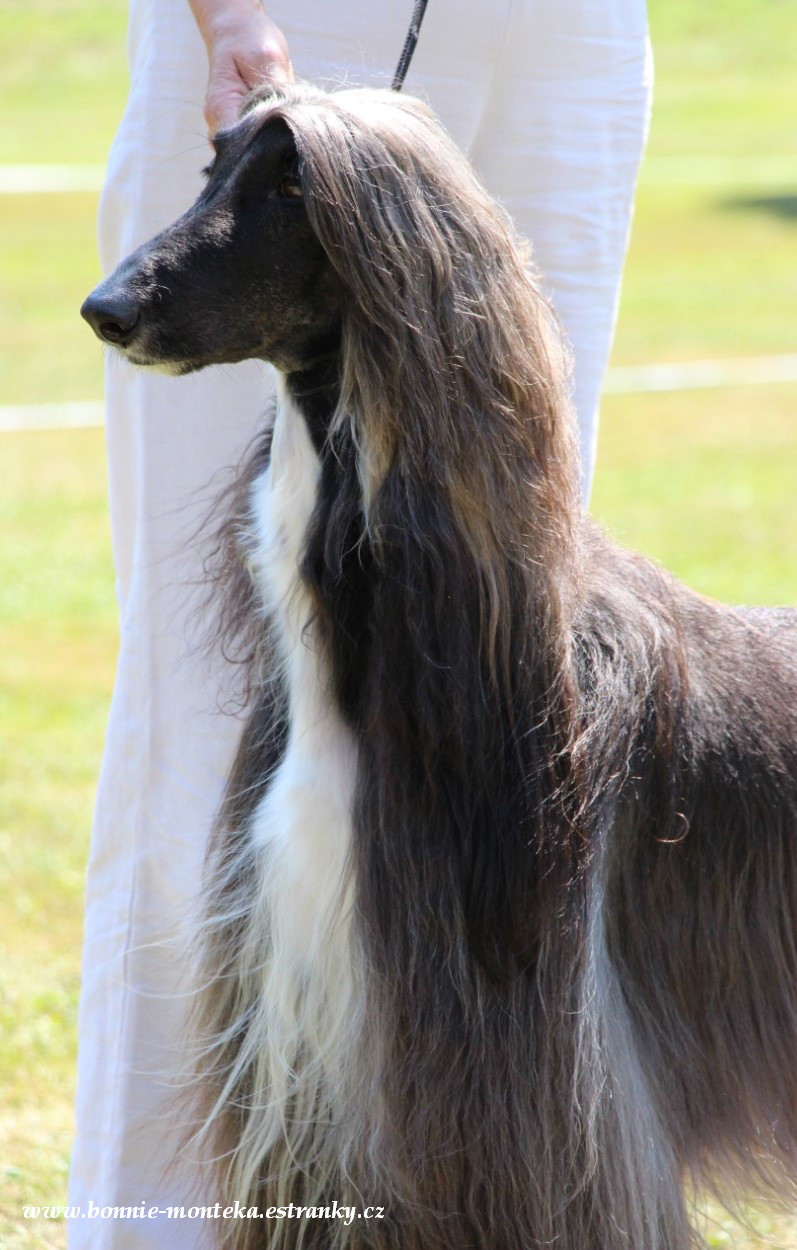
721, 193, 797, 222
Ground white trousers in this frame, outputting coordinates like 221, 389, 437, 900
68, 3, 651, 1245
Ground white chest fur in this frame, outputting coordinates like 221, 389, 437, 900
248, 378, 357, 955
234, 379, 360, 1188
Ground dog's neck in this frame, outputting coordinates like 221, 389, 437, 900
285, 354, 341, 457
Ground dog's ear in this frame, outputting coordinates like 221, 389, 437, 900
289, 93, 578, 522
274, 94, 585, 977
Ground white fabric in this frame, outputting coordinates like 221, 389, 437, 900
68, 2, 652, 1245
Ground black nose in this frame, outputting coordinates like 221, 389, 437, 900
81, 289, 141, 346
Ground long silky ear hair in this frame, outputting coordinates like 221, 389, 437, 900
270, 85, 587, 970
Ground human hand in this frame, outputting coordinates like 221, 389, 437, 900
189, 2, 293, 136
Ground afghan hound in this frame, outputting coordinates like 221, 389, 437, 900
81, 83, 797, 1250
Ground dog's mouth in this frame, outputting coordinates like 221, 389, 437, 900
124, 351, 197, 375
93, 332, 201, 377
80, 288, 256, 375
115, 341, 264, 375
112, 341, 215, 374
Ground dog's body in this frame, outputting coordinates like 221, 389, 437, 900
82, 85, 797, 1249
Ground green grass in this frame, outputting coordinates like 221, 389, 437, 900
0, 1, 128, 164
0, 0, 127, 406
592, 384, 797, 605
1, 1, 796, 1247
644, 0, 797, 161
614, 183, 797, 364
612, 0, 797, 367
0, 195, 106, 405
0, 429, 116, 1250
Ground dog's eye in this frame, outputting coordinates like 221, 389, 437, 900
278, 174, 303, 199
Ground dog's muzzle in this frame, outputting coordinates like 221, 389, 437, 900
81, 287, 141, 348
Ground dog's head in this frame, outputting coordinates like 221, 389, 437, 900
81, 93, 349, 374
82, 84, 577, 511
81, 84, 543, 378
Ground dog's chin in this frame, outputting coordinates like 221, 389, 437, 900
114, 334, 327, 376
127, 355, 195, 376
145, 358, 209, 376
119, 348, 248, 376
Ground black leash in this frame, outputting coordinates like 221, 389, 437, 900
392, 0, 430, 90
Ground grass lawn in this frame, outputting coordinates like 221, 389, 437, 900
0, 428, 117, 1250
1, 1, 796, 1247
593, 384, 797, 605
0, 0, 129, 165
